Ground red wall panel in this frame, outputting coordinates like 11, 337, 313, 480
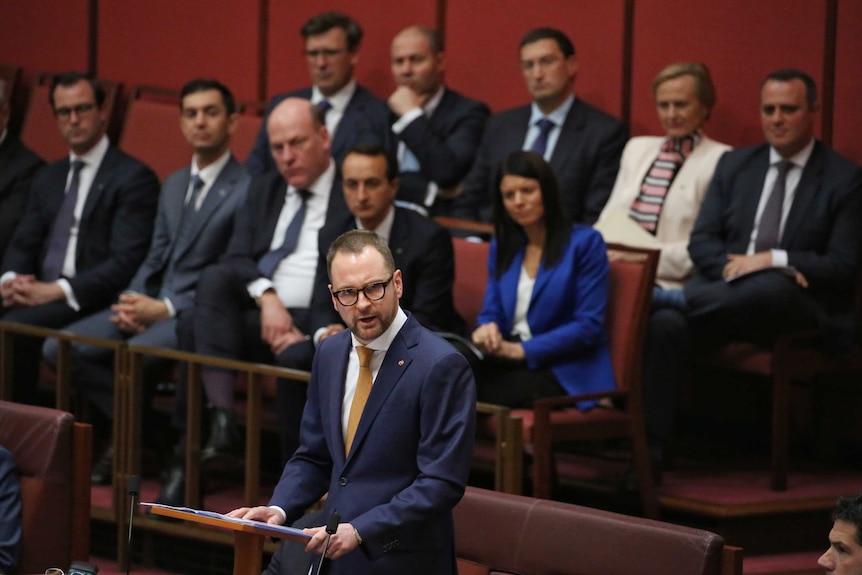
630, 0, 826, 148
0, 0, 90, 73
445, 0, 626, 117
266, 0, 438, 100
832, 1, 862, 165
97, 0, 261, 102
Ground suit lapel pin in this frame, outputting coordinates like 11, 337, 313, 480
398, 360, 405, 366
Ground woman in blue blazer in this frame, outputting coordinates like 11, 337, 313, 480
471, 151, 615, 408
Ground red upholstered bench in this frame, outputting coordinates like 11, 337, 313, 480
454, 487, 743, 575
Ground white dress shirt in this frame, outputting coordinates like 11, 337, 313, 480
747, 138, 815, 266
523, 94, 575, 161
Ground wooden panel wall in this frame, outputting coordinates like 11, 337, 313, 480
97, 0, 262, 102
630, 0, 827, 147
0, 0, 91, 76
0, 0, 860, 164
445, 0, 627, 117
832, 0, 862, 163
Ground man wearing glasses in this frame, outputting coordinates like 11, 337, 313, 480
452, 27, 627, 224
153, 97, 350, 507
232, 229, 476, 575
246, 11, 393, 176
0, 71, 159, 405
272, 143, 465, 464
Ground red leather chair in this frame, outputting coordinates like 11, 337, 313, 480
119, 86, 186, 181
0, 400, 92, 574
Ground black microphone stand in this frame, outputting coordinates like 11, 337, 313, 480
313, 511, 341, 575
126, 475, 140, 575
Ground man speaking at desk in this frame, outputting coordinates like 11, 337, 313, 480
230, 229, 476, 575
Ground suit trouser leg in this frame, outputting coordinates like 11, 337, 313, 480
641, 306, 689, 458
684, 271, 819, 345
274, 340, 314, 465
2, 302, 84, 405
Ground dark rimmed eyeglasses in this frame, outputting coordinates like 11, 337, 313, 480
54, 103, 97, 119
331, 276, 393, 306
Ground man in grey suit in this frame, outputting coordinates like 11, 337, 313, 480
386, 25, 489, 216
42, 78, 250, 485
246, 11, 393, 175
452, 27, 627, 224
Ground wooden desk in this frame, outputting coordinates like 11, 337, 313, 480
147, 506, 310, 575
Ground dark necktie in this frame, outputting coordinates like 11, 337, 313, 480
317, 99, 332, 119
41, 159, 85, 281
754, 160, 793, 252
530, 118, 556, 157
257, 189, 311, 278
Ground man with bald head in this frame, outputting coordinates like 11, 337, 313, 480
387, 25, 488, 216
155, 97, 348, 507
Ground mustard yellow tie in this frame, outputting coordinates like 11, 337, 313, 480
345, 345, 374, 455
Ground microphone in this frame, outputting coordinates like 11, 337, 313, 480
313, 511, 341, 575
126, 475, 140, 575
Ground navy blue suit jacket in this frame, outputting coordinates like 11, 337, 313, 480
0, 135, 44, 259
477, 225, 616, 404
454, 98, 627, 224
310, 207, 465, 335
0, 445, 21, 575
269, 314, 476, 575
1, 145, 159, 312
395, 88, 489, 208
686, 141, 862, 341
246, 85, 394, 177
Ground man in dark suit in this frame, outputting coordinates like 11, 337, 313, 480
232, 229, 475, 575
643, 69, 862, 474
41, 78, 250, 485
0, 71, 159, 405
0, 444, 22, 575
155, 97, 349, 506
246, 11, 393, 176
274, 143, 465, 463
386, 25, 489, 216
452, 27, 627, 224
0, 78, 44, 259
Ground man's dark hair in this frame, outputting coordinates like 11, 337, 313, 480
327, 229, 395, 279
519, 27, 575, 58
342, 143, 398, 182
49, 71, 105, 109
832, 494, 862, 545
180, 78, 236, 115
762, 68, 818, 109
301, 12, 363, 52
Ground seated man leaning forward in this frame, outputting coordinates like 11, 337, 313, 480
230, 229, 476, 575
819, 494, 862, 575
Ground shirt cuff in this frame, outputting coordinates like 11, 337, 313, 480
247, 278, 274, 300
0, 271, 16, 285
391, 108, 423, 133
57, 279, 80, 311
771, 249, 788, 268
269, 505, 287, 525
164, 298, 176, 318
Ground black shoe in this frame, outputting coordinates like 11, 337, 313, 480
155, 452, 186, 508
91, 445, 114, 486
200, 407, 242, 465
